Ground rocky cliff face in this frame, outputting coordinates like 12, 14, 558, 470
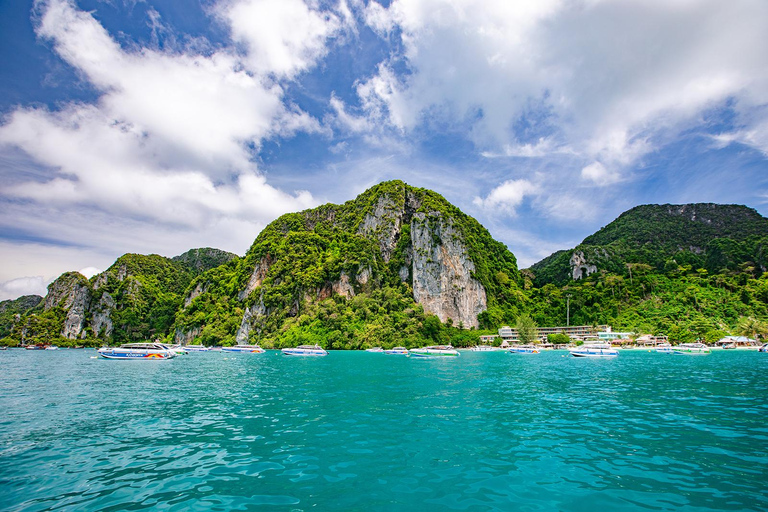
44, 272, 92, 339
410, 213, 486, 328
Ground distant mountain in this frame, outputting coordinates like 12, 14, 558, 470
0, 295, 43, 339
530, 203, 768, 286
2, 248, 237, 346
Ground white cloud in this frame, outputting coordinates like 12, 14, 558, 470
360, 0, 768, 177
220, 0, 343, 79
0, 276, 48, 301
580, 161, 620, 187
473, 179, 539, 215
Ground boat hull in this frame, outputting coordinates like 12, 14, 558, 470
409, 349, 460, 357
222, 346, 265, 353
98, 349, 173, 360
281, 348, 327, 356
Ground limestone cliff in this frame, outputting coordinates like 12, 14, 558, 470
44, 272, 92, 339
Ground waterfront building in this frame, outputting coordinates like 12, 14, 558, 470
497, 324, 612, 343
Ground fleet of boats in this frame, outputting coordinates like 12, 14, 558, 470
281, 344, 328, 356
8, 340, 767, 359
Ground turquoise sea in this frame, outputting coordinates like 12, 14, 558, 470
1, 349, 766, 511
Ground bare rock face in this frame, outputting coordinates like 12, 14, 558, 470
44, 272, 92, 339
238, 256, 271, 300
235, 294, 267, 344
410, 213, 486, 328
185, 282, 206, 307
333, 271, 355, 298
175, 327, 202, 345
570, 251, 597, 280
91, 292, 115, 338
358, 195, 402, 263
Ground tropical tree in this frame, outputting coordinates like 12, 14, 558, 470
516, 314, 539, 344
736, 316, 768, 340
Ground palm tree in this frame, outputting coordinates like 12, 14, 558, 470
736, 316, 768, 341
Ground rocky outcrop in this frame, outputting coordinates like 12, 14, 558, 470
410, 213, 486, 328
174, 326, 202, 345
185, 282, 206, 307
358, 195, 402, 263
235, 294, 267, 344
570, 251, 597, 280
44, 272, 92, 339
91, 292, 114, 338
173, 247, 237, 272
332, 271, 355, 298
238, 256, 272, 300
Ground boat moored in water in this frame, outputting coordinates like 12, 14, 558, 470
366, 347, 384, 352
409, 345, 460, 358
673, 343, 711, 355
222, 344, 265, 353
471, 345, 497, 352
98, 343, 175, 360
569, 343, 619, 358
508, 344, 540, 354
384, 346, 409, 355
184, 345, 209, 352
655, 343, 674, 354
282, 345, 328, 356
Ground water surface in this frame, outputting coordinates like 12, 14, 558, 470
1, 349, 766, 511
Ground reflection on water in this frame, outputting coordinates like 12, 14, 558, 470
1, 349, 766, 511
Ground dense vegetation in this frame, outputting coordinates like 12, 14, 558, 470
173, 180, 523, 347
2, 187, 767, 349
525, 203, 768, 341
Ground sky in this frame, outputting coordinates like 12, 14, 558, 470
1, 0, 768, 301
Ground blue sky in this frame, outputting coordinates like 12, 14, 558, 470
1, 0, 768, 300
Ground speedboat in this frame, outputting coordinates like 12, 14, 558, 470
185, 345, 209, 352
569, 343, 619, 358
98, 343, 175, 360
384, 346, 409, 355
759, 343, 768, 353
222, 344, 265, 353
655, 343, 674, 354
282, 344, 328, 356
25, 344, 45, 350
45, 345, 59, 350
471, 345, 497, 351
409, 345, 460, 358
508, 344, 540, 354
366, 347, 384, 352
673, 343, 711, 355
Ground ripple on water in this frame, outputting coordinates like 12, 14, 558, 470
0, 350, 767, 511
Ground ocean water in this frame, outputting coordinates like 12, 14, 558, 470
0, 349, 766, 511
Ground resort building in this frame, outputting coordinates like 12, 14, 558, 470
635, 334, 669, 347
495, 324, 612, 343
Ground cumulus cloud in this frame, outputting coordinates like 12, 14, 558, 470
0, 276, 48, 301
473, 179, 539, 215
360, 0, 768, 177
0, 0, 341, 253
580, 161, 620, 187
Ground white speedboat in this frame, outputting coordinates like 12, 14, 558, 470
569, 343, 618, 358
471, 345, 497, 352
673, 343, 711, 355
185, 345, 209, 352
45, 345, 59, 350
366, 347, 384, 352
98, 343, 175, 360
161, 344, 188, 355
409, 345, 460, 358
222, 344, 265, 353
508, 344, 540, 354
282, 345, 328, 356
759, 344, 768, 353
655, 343, 674, 354
384, 346, 409, 355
